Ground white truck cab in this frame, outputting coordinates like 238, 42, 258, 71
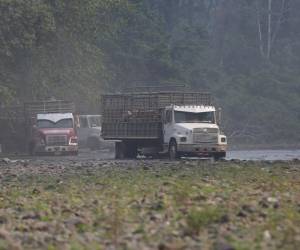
78, 115, 103, 150
163, 105, 227, 160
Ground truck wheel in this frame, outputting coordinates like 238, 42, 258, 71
29, 142, 36, 156
115, 142, 125, 159
70, 151, 79, 156
87, 137, 100, 151
213, 152, 226, 161
169, 140, 178, 161
124, 142, 137, 159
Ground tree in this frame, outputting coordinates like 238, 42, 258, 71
255, 0, 289, 60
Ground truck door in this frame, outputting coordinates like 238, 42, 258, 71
88, 115, 102, 138
78, 116, 89, 145
163, 109, 174, 144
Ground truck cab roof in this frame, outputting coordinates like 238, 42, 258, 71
37, 113, 73, 123
172, 105, 216, 113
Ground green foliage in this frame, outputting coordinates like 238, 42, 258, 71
0, 85, 14, 105
0, 0, 299, 144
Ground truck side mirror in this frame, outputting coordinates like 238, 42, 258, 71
32, 124, 37, 131
161, 110, 166, 124
217, 108, 222, 125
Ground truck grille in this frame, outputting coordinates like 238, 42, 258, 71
193, 128, 218, 143
193, 128, 218, 133
46, 135, 68, 146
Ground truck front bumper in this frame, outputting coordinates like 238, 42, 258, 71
36, 145, 78, 155
177, 144, 227, 156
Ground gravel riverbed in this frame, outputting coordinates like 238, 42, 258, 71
0, 155, 300, 250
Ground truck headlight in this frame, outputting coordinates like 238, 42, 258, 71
39, 138, 45, 146
221, 137, 226, 143
69, 136, 78, 145
180, 137, 187, 142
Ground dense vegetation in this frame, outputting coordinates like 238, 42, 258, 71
1, 0, 300, 145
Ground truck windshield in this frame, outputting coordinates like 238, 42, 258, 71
37, 119, 73, 129
89, 116, 101, 127
174, 111, 215, 123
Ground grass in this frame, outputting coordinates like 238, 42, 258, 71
186, 206, 227, 234
0, 160, 299, 249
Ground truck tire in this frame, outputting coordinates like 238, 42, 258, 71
29, 142, 36, 156
70, 151, 78, 156
115, 142, 125, 159
213, 152, 226, 161
124, 141, 137, 159
169, 140, 178, 161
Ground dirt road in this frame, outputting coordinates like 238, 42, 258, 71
2, 147, 300, 163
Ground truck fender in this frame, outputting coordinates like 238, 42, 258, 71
168, 138, 178, 160
169, 137, 177, 146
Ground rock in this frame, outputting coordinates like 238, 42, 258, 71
267, 197, 279, 208
32, 188, 41, 195
56, 179, 63, 185
1, 158, 11, 164
1, 158, 29, 165
214, 240, 235, 250
149, 213, 163, 221
259, 199, 269, 208
64, 217, 85, 229
158, 241, 186, 250
241, 204, 255, 213
0, 215, 8, 224
192, 194, 207, 202
267, 197, 278, 203
263, 230, 271, 241
22, 212, 41, 220
143, 166, 150, 170
259, 211, 267, 218
219, 214, 230, 223
237, 210, 247, 218
0, 228, 22, 250
32, 221, 50, 231
158, 243, 166, 250
23, 161, 29, 167
150, 201, 164, 210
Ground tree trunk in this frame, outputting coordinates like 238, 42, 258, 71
267, 0, 272, 59
255, 0, 265, 58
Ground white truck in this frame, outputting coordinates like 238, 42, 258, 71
78, 115, 103, 150
101, 86, 227, 160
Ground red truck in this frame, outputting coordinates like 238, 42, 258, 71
25, 101, 79, 155
0, 100, 78, 155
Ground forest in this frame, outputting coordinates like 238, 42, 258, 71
1, 0, 300, 146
